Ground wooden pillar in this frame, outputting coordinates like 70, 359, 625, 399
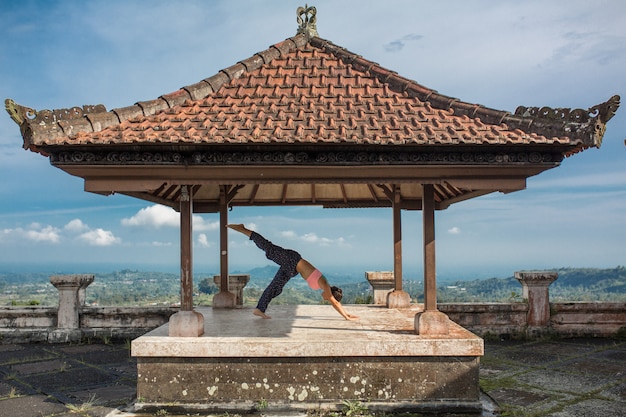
220, 186, 229, 292
423, 184, 437, 312
414, 184, 449, 335
387, 185, 410, 308
169, 185, 204, 337
212, 185, 236, 308
180, 185, 193, 311
393, 185, 403, 291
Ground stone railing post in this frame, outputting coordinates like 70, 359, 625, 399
514, 271, 558, 328
365, 271, 395, 305
49, 274, 95, 342
214, 274, 250, 306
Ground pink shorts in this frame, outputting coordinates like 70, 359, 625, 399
306, 269, 322, 290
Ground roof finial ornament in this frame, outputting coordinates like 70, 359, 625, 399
297, 4, 318, 38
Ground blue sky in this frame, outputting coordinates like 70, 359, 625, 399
1, 0, 625, 279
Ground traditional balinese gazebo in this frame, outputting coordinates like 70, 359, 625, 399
5, 5, 619, 413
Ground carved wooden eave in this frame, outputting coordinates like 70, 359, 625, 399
4, 25, 620, 213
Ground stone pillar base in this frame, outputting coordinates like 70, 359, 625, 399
415, 310, 450, 335
168, 310, 204, 337
387, 290, 411, 308
212, 291, 237, 308
213, 275, 250, 306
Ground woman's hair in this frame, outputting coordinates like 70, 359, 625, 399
331, 286, 343, 302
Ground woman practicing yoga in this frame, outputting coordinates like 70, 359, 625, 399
228, 224, 359, 321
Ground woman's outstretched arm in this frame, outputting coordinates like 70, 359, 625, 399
319, 277, 359, 321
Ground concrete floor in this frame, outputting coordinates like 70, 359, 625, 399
132, 304, 483, 357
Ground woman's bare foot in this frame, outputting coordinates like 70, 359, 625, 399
227, 224, 252, 237
253, 308, 272, 319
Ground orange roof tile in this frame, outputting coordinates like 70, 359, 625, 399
6, 33, 620, 158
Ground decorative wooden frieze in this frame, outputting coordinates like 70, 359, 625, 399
49, 149, 563, 166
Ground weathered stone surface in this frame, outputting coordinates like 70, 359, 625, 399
364, 271, 394, 305
515, 270, 558, 327
132, 305, 483, 413
386, 289, 411, 308
212, 291, 237, 308
168, 310, 204, 337
50, 274, 95, 329
136, 355, 480, 412
415, 310, 450, 335
213, 274, 250, 306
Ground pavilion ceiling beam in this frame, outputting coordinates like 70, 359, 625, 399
435, 190, 495, 210
72, 165, 550, 187
445, 178, 526, 191
225, 184, 245, 205
153, 183, 167, 196
281, 184, 288, 204
376, 184, 394, 202
433, 186, 447, 203
340, 184, 348, 203
161, 185, 179, 199
367, 184, 380, 203
249, 184, 260, 204
311, 184, 317, 203
440, 182, 462, 198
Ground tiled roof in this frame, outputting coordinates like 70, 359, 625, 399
6, 34, 620, 156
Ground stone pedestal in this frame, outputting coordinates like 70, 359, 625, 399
514, 271, 558, 327
50, 274, 94, 329
365, 271, 395, 305
213, 274, 250, 306
168, 310, 204, 337
415, 310, 450, 335
49, 274, 94, 343
212, 291, 237, 308
387, 289, 411, 308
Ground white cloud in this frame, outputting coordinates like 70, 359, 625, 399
78, 228, 121, 246
197, 233, 210, 248
64, 218, 89, 233
280, 230, 349, 247
121, 205, 220, 232
1, 219, 121, 247
150, 241, 172, 247
1, 223, 61, 244
448, 227, 461, 235
279, 230, 297, 239
193, 216, 219, 232
121, 205, 179, 228
26, 224, 61, 243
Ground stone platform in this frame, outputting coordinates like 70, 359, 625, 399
131, 305, 484, 414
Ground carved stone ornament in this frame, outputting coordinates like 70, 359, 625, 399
514, 95, 620, 124
296, 4, 318, 38
4, 98, 106, 126
5, 99, 36, 125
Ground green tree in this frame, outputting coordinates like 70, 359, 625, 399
198, 277, 218, 295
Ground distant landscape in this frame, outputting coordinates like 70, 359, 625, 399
1, 266, 625, 307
